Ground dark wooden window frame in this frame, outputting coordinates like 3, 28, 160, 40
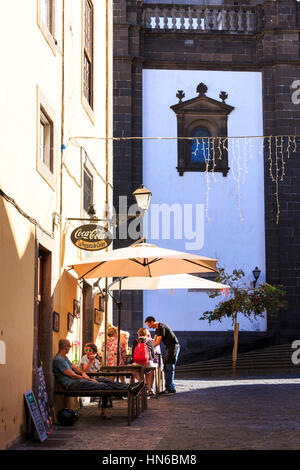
83, 166, 93, 214
184, 119, 220, 175
36, 86, 56, 189
40, 107, 54, 174
171, 83, 234, 177
42, 0, 54, 35
37, 0, 56, 55
83, 0, 94, 110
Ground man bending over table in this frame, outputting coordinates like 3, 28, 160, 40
53, 339, 144, 420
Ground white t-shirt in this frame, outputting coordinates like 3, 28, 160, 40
80, 354, 101, 373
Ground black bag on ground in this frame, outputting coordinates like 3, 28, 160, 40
57, 408, 79, 426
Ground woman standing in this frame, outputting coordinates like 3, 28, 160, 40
102, 326, 127, 382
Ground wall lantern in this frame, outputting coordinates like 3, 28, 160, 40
252, 267, 261, 288
67, 186, 152, 226
132, 185, 152, 213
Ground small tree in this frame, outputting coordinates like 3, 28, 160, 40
199, 267, 287, 379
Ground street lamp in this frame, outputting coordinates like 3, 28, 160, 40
132, 185, 152, 213
66, 185, 152, 226
115, 184, 152, 227
252, 267, 261, 288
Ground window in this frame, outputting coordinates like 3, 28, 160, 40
36, 86, 56, 189
171, 82, 234, 176
40, 0, 54, 34
37, 0, 56, 55
40, 108, 54, 173
83, 0, 94, 110
83, 167, 93, 214
190, 127, 212, 165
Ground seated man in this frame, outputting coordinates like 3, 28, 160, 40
53, 339, 144, 420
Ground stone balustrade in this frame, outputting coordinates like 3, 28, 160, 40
141, 3, 261, 34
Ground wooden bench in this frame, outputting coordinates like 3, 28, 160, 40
54, 373, 147, 426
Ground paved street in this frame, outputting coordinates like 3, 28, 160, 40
12, 375, 300, 451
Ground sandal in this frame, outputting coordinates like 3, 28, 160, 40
101, 409, 112, 420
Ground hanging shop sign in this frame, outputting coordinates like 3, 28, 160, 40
71, 224, 112, 251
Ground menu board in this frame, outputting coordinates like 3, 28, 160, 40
24, 391, 48, 442
37, 365, 53, 434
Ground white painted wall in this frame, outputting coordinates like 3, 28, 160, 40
0, 0, 113, 449
142, 69, 266, 332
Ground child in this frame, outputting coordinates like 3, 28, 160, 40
80, 343, 102, 374
132, 328, 156, 396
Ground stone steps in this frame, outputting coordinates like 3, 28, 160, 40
175, 343, 300, 378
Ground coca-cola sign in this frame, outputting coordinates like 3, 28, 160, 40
70, 224, 112, 251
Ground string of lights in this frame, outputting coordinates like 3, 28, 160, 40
68, 138, 114, 189
68, 135, 300, 141
1, 135, 298, 234
69, 134, 299, 225
119, 133, 297, 225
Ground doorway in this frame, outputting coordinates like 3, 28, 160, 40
34, 244, 53, 401
82, 280, 94, 347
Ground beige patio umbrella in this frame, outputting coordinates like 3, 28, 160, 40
68, 242, 218, 365
109, 273, 229, 292
69, 242, 218, 279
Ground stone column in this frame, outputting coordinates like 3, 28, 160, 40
261, 0, 300, 336
113, 0, 144, 340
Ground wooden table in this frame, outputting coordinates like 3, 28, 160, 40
100, 365, 145, 384
100, 365, 148, 409
86, 370, 147, 419
101, 364, 162, 398
86, 371, 135, 380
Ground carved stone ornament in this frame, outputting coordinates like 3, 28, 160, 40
176, 90, 185, 103
196, 82, 208, 96
219, 91, 228, 103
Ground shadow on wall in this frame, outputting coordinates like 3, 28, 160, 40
0, 196, 36, 450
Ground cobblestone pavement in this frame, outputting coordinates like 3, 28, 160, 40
13, 375, 300, 451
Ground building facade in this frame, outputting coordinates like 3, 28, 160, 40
0, 0, 113, 449
113, 0, 300, 360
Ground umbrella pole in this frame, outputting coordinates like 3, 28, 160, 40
105, 279, 125, 368
104, 278, 108, 366
117, 278, 122, 366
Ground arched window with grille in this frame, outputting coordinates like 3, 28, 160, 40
190, 127, 212, 165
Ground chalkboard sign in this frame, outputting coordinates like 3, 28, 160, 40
37, 365, 53, 434
24, 391, 48, 442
